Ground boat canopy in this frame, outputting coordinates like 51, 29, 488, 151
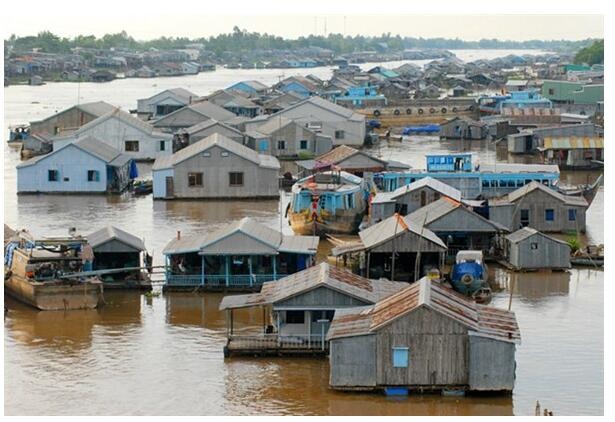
455, 250, 483, 264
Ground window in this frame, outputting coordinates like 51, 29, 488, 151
545, 209, 555, 221
507, 180, 515, 187
311, 310, 335, 322
299, 140, 308, 150
568, 209, 577, 221
392, 347, 409, 368
229, 172, 244, 187
286, 310, 305, 324
202, 152, 211, 157
188, 172, 203, 187
530, 242, 539, 250
277, 140, 286, 150
220, 151, 229, 157
87, 170, 100, 182
48, 170, 59, 182
548, 88, 555, 95
159, 140, 166, 151
125, 140, 139, 152
335, 130, 345, 140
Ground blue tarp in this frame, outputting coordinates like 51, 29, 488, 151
129, 160, 139, 179
403, 124, 440, 135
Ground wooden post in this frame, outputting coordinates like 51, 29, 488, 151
230, 309, 234, 335
248, 256, 253, 287
273, 255, 277, 280
201, 255, 205, 286
225, 256, 230, 287
366, 252, 371, 278
262, 306, 266, 333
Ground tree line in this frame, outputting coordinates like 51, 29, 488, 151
5, 27, 597, 56
573, 39, 604, 65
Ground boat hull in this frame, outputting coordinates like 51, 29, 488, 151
288, 209, 365, 236
4, 275, 104, 311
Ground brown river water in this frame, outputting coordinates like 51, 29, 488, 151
3, 51, 604, 415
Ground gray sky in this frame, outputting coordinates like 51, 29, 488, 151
1, 1, 604, 41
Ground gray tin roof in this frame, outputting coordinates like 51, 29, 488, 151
87, 225, 146, 251
372, 177, 461, 204
506, 227, 569, 245
359, 214, 446, 250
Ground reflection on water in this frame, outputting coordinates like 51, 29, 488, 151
4, 268, 603, 415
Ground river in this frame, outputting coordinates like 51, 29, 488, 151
3, 49, 604, 416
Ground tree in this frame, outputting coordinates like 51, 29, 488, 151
574, 39, 604, 65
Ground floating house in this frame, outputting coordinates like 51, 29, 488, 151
218, 263, 408, 356
17, 136, 134, 194
86, 225, 151, 289
505, 227, 571, 271
370, 177, 462, 225
373, 153, 560, 199
327, 278, 521, 393
488, 181, 588, 233
439, 117, 488, 140
246, 116, 333, 158
538, 137, 604, 170
246, 96, 366, 147
136, 88, 199, 120
51, 108, 173, 161
163, 217, 318, 290
152, 101, 237, 133
227, 80, 269, 95
507, 124, 603, 154
332, 213, 447, 282
206, 90, 262, 118
541, 80, 604, 104
405, 198, 507, 257
29, 101, 116, 137
152, 133, 280, 200
295, 145, 398, 178
173, 119, 246, 152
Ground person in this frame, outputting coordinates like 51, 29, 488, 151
80, 244, 94, 272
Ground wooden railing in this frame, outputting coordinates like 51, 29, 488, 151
228, 334, 329, 351
166, 273, 288, 287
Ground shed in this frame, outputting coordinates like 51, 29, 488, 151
152, 101, 236, 132
440, 117, 488, 140
136, 88, 198, 119
505, 227, 571, 270
327, 278, 520, 392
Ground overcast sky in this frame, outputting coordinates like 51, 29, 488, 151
1, 1, 604, 41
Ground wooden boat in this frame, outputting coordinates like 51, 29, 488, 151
4, 231, 104, 311
7, 124, 29, 145
132, 179, 153, 196
287, 171, 368, 237
557, 174, 603, 205
450, 250, 491, 301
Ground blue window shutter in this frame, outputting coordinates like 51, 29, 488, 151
392, 347, 409, 368
568, 209, 577, 221
545, 209, 555, 221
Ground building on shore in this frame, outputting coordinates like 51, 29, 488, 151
218, 262, 408, 356
152, 133, 280, 200
17, 137, 134, 194
163, 217, 318, 290
505, 227, 571, 271
488, 181, 588, 233
327, 277, 521, 393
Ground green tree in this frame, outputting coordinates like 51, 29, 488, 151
574, 39, 604, 65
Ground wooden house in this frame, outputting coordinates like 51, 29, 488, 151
29, 101, 116, 137
370, 177, 462, 225
538, 137, 604, 170
505, 227, 571, 270
152, 101, 236, 133
163, 217, 318, 290
440, 117, 488, 140
86, 225, 151, 289
136, 88, 198, 120
218, 262, 408, 356
331, 213, 447, 282
51, 108, 173, 161
17, 137, 133, 194
295, 145, 398, 178
405, 198, 508, 258
152, 133, 280, 200
173, 119, 245, 152
488, 182, 588, 233
327, 278, 521, 393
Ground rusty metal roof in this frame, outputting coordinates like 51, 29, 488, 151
327, 278, 521, 344
542, 136, 603, 150
359, 213, 447, 251
218, 263, 408, 310
490, 181, 588, 207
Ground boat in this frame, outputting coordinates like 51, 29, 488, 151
7, 124, 30, 145
132, 179, 153, 196
4, 230, 104, 311
557, 174, 603, 205
287, 171, 368, 236
450, 250, 491, 301
402, 124, 440, 135
373, 153, 561, 199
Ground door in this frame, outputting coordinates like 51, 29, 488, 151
520, 209, 529, 228
165, 176, 174, 198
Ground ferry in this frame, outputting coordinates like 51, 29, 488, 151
7, 124, 30, 145
450, 250, 491, 303
373, 153, 560, 199
287, 171, 368, 236
4, 230, 104, 311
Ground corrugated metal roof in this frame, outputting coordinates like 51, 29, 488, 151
372, 177, 461, 204
87, 225, 146, 251
279, 235, 319, 254
153, 101, 236, 127
542, 136, 603, 150
405, 198, 506, 232
359, 213, 446, 251
182, 119, 244, 137
152, 133, 280, 171
506, 227, 570, 246
479, 162, 560, 174
76, 101, 116, 117
219, 263, 408, 310
327, 278, 521, 344
75, 108, 171, 139
491, 181, 588, 207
